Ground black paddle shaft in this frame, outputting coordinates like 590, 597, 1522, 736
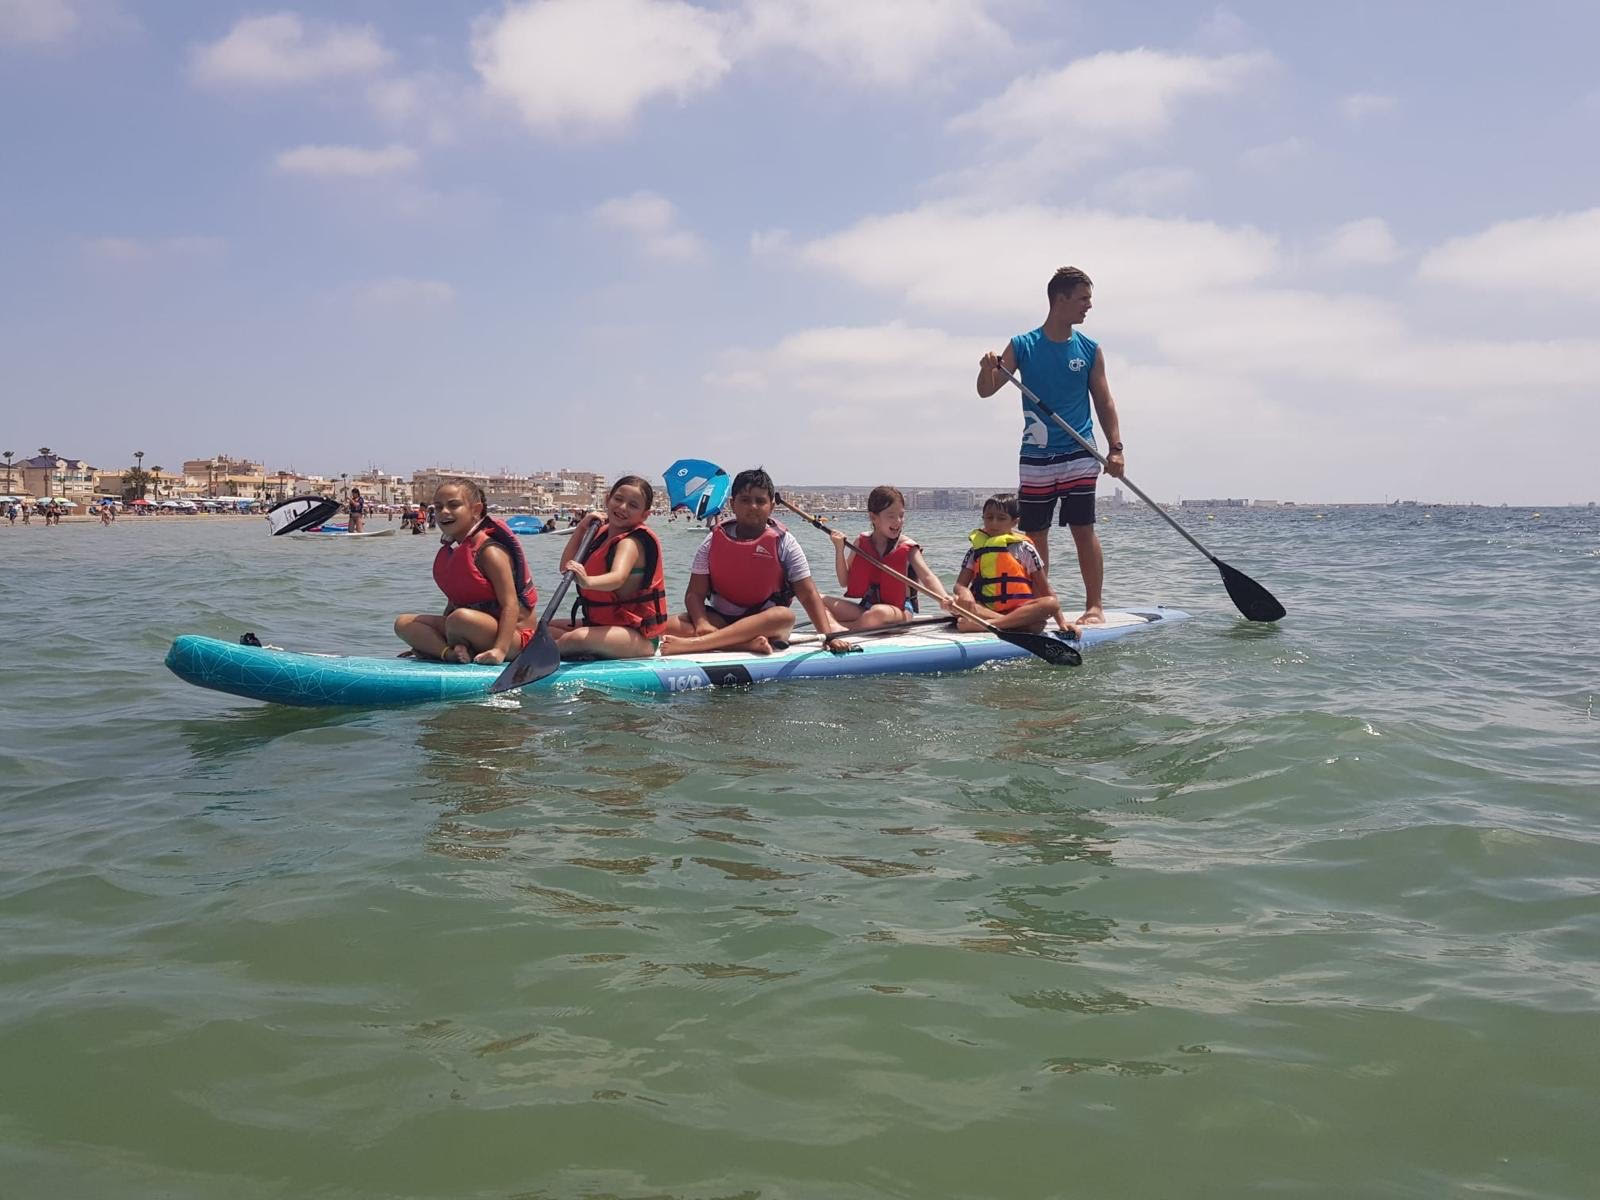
490, 521, 604, 693
995, 365, 1286, 623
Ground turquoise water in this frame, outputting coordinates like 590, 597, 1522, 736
2, 506, 1597, 1198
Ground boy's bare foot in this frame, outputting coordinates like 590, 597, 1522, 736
1077, 605, 1106, 625
443, 644, 470, 663
659, 633, 694, 656
744, 636, 773, 655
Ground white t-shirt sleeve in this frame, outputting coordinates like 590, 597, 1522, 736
1014, 540, 1044, 576
690, 534, 713, 575
777, 531, 811, 583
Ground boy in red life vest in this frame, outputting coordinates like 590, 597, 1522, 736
944, 494, 1077, 636
660, 467, 853, 657
544, 475, 669, 660
821, 484, 950, 630
393, 478, 540, 664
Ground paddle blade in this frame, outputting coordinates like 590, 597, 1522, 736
1217, 559, 1286, 622
997, 629, 1082, 667
489, 627, 560, 694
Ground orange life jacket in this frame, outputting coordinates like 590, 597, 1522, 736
706, 518, 792, 615
433, 518, 539, 616
969, 530, 1035, 614
844, 533, 919, 611
572, 524, 668, 638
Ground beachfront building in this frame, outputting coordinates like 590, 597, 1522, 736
182, 455, 269, 499
410, 467, 607, 510
19, 453, 97, 505
347, 473, 411, 506
411, 467, 489, 506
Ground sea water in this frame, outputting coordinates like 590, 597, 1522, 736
1, 506, 1596, 1198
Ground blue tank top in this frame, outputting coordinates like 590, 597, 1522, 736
1010, 327, 1097, 459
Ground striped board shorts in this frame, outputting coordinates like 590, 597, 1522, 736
1019, 450, 1100, 529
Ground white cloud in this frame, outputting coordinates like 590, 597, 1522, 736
1238, 135, 1307, 173
366, 72, 483, 146
1416, 208, 1600, 298
770, 200, 1600, 399
737, 0, 1006, 87
711, 321, 1011, 467
593, 191, 706, 260
950, 49, 1271, 151
794, 202, 1281, 320
275, 143, 419, 177
349, 278, 456, 309
1340, 91, 1396, 120
0, 0, 78, 43
1097, 165, 1200, 212
472, 0, 730, 137
749, 228, 792, 257
190, 13, 390, 88
81, 235, 224, 263
1314, 217, 1400, 268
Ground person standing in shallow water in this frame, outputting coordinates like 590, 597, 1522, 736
977, 265, 1125, 625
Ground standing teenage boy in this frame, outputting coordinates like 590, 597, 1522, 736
976, 265, 1125, 624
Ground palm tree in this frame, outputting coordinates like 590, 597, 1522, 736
38, 447, 53, 497
2, 450, 13, 494
149, 466, 163, 500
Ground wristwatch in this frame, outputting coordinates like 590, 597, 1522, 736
1108, 442, 1124, 453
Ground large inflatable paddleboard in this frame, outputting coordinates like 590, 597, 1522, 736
164, 608, 1187, 708
288, 526, 396, 538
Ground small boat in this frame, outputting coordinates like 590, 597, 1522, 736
164, 608, 1187, 708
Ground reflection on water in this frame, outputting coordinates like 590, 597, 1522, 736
5, 508, 1600, 1196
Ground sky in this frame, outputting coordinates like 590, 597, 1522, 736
3, 0, 1599, 504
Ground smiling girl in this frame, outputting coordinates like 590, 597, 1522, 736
393, 479, 540, 664
545, 475, 669, 660
821, 485, 949, 631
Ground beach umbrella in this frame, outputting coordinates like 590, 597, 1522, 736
130, 498, 153, 506
160, 499, 183, 508
54, 498, 78, 507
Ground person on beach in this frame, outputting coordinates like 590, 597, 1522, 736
944, 494, 1076, 636
394, 479, 540, 665
347, 487, 366, 533
660, 467, 853, 656
542, 476, 669, 660
821, 485, 949, 630
976, 265, 1125, 624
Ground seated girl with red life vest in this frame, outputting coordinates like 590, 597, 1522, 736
821, 484, 950, 630
944, 493, 1077, 635
660, 467, 853, 657
542, 475, 668, 660
394, 478, 541, 664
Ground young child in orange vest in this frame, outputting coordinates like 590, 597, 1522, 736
946, 494, 1076, 635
